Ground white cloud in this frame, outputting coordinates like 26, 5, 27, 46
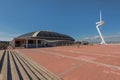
83, 35, 100, 40
84, 37, 89, 40
92, 35, 100, 39
83, 33, 120, 43
0, 32, 19, 41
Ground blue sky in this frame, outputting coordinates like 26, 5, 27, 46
0, 0, 120, 41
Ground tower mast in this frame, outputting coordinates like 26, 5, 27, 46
96, 10, 106, 44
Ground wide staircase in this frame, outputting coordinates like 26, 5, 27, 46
0, 50, 62, 80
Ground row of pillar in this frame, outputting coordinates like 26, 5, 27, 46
25, 39, 45, 48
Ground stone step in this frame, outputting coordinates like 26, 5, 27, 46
0, 50, 62, 80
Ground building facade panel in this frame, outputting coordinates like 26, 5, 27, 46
12, 30, 75, 48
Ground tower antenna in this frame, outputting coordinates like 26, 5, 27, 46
100, 10, 102, 21
96, 10, 106, 44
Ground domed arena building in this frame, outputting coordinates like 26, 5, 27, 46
11, 30, 75, 48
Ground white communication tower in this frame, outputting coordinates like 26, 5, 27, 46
96, 10, 106, 44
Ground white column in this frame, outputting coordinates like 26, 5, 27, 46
41, 40, 43, 46
26, 39, 28, 48
12, 40, 15, 49
36, 40, 38, 48
44, 40, 46, 47
24, 40, 26, 47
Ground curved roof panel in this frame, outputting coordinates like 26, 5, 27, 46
16, 30, 75, 41
17, 32, 35, 38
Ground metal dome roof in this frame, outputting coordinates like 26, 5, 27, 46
16, 30, 75, 41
